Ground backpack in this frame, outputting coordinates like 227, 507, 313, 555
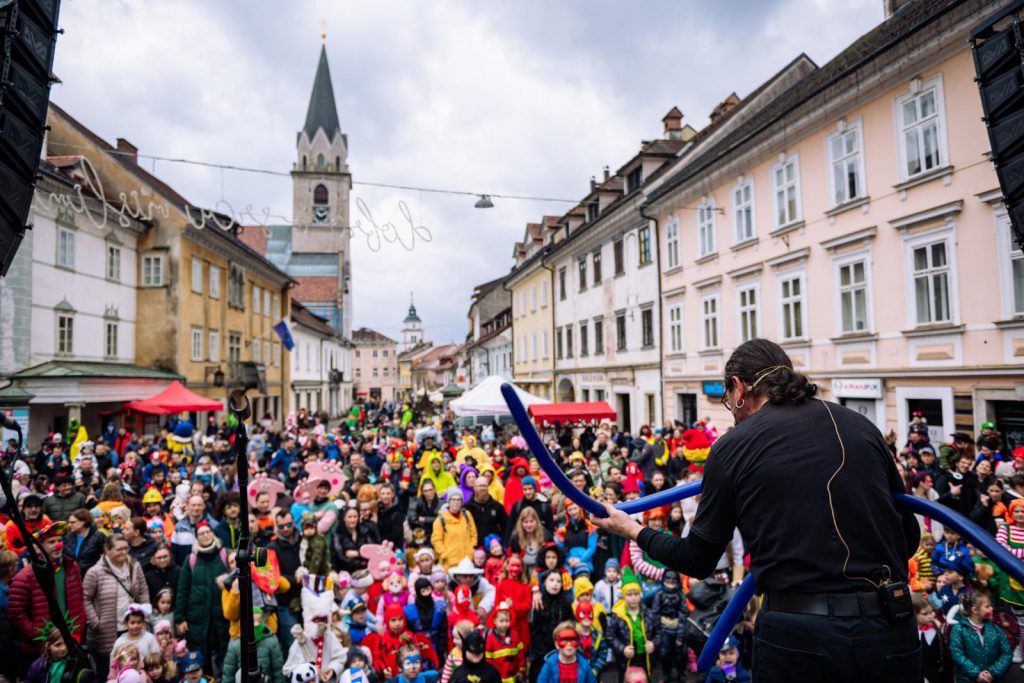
189, 547, 229, 570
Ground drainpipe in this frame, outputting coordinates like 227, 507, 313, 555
540, 250, 557, 402
639, 202, 665, 427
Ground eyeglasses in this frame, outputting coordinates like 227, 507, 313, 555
278, 522, 294, 530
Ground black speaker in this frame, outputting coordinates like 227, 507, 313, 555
0, 0, 61, 277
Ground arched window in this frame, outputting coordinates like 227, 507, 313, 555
313, 184, 329, 205
316, 153, 324, 168
335, 156, 340, 170
302, 155, 307, 170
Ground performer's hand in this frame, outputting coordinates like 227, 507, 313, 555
644, 641, 654, 654
589, 502, 643, 541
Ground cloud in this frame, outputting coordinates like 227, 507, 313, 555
50, 0, 882, 343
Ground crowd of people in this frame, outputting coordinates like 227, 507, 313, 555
0, 402, 1021, 683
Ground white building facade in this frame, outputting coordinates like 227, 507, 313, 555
290, 302, 352, 417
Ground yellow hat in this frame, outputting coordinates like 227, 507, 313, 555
142, 489, 164, 505
573, 575, 594, 597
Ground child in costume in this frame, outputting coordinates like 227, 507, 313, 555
535, 621, 597, 683
404, 577, 448, 662
627, 509, 668, 600
386, 645, 439, 683
930, 568, 971, 616
222, 607, 286, 683
367, 604, 439, 679
494, 555, 532, 651
112, 604, 160, 660
376, 569, 410, 625
448, 585, 481, 631
606, 568, 658, 680
344, 601, 375, 647
483, 600, 524, 683
572, 575, 607, 631
408, 548, 436, 587
650, 570, 688, 682
339, 649, 377, 683
298, 511, 331, 577
997, 498, 1024, 663
482, 535, 505, 586
910, 533, 938, 593
914, 595, 952, 683
25, 627, 70, 683
573, 603, 607, 678
447, 557, 496, 615
530, 543, 572, 606
705, 636, 750, 683
179, 651, 208, 683
285, 582, 346, 682
528, 570, 574, 683
592, 559, 621, 616
933, 529, 974, 579
555, 500, 596, 578
949, 592, 1012, 683
439, 621, 475, 683
449, 631, 501, 683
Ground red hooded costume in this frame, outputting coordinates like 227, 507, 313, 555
494, 556, 532, 650
502, 457, 530, 514
365, 603, 438, 676
484, 600, 525, 683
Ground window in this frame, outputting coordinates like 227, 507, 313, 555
896, 78, 947, 180
57, 314, 74, 355
263, 340, 270, 365
56, 228, 75, 269
665, 218, 680, 270
253, 337, 262, 362
272, 295, 280, 320
228, 332, 242, 365
772, 154, 801, 227
616, 313, 627, 351
641, 308, 654, 347
556, 327, 564, 360
780, 274, 805, 340
638, 226, 652, 265
594, 318, 604, 354
373, 368, 379, 378
565, 327, 573, 358
733, 178, 755, 243
264, 290, 271, 316
383, 350, 388, 358
209, 331, 220, 362
192, 258, 203, 294
542, 330, 549, 359
626, 166, 642, 193
912, 240, 951, 324
253, 285, 261, 314
106, 245, 121, 281
191, 327, 203, 361
737, 285, 759, 342
838, 259, 870, 333
587, 201, 599, 222
142, 255, 164, 287
593, 250, 602, 285
356, 368, 362, 379
578, 258, 587, 292
209, 266, 221, 299
827, 122, 864, 206
580, 322, 589, 356
373, 350, 378, 358
532, 333, 538, 361
613, 239, 625, 275
530, 284, 537, 311
519, 291, 526, 317
105, 321, 118, 357
558, 268, 567, 301
541, 279, 549, 307
228, 265, 245, 307
383, 367, 389, 377
701, 295, 719, 349
698, 198, 716, 256
668, 304, 683, 353
273, 343, 280, 366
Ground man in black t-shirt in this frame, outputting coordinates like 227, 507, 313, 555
591, 339, 920, 683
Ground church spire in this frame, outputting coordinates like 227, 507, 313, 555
303, 45, 342, 143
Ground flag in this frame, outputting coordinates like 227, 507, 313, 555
272, 319, 295, 351
69, 425, 88, 462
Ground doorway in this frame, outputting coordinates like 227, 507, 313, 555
676, 393, 698, 428
994, 400, 1024, 453
616, 393, 632, 433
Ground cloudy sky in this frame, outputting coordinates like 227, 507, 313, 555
51, 0, 884, 343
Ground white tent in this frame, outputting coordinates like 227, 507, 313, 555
449, 375, 549, 417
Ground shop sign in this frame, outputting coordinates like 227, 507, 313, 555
702, 381, 726, 397
831, 378, 882, 399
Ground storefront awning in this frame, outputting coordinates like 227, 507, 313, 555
124, 380, 224, 415
8, 360, 181, 405
528, 401, 617, 427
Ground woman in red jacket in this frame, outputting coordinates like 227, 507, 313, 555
9, 522, 87, 657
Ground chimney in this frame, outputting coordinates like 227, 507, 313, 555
590, 175, 597, 190
709, 93, 741, 124
603, 166, 610, 181
662, 107, 684, 140
116, 138, 138, 165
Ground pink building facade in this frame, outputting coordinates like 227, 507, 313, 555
352, 327, 398, 403
645, 0, 1024, 447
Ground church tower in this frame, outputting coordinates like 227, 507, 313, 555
290, 41, 352, 336
401, 294, 424, 352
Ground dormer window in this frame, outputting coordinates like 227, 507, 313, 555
587, 201, 599, 222
313, 184, 330, 224
626, 166, 642, 193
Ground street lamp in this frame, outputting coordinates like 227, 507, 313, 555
214, 367, 225, 387
475, 195, 494, 209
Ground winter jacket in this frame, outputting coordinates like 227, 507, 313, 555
9, 558, 87, 655
949, 620, 1012, 682
82, 555, 150, 655
269, 533, 302, 609
431, 511, 478, 570
464, 496, 508, 544
42, 491, 87, 522
536, 651, 597, 683
144, 563, 181, 604
529, 591, 574, 663
605, 600, 659, 672
222, 635, 286, 683
128, 538, 158, 568
331, 523, 381, 573
174, 545, 229, 657
63, 526, 106, 575
407, 495, 440, 535
378, 503, 406, 548
576, 628, 607, 675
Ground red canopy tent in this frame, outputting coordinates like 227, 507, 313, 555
123, 380, 224, 415
528, 401, 617, 428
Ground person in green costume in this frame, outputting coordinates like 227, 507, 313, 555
221, 607, 287, 683
606, 567, 658, 680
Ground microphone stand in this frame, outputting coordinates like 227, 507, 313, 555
0, 417, 95, 683
227, 390, 266, 683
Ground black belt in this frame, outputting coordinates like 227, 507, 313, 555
763, 590, 884, 617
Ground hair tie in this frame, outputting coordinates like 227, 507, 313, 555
751, 365, 791, 388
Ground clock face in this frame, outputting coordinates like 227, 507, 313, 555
313, 205, 330, 224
